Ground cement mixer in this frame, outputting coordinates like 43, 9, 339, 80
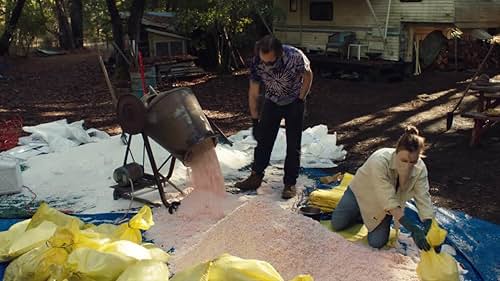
111, 87, 227, 210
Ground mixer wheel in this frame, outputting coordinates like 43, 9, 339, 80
117, 94, 146, 134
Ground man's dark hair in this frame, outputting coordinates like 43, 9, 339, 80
255, 35, 283, 57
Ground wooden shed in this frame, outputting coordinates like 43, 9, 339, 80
120, 12, 190, 58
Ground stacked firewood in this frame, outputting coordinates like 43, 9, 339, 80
434, 47, 449, 70
435, 39, 499, 70
144, 54, 207, 83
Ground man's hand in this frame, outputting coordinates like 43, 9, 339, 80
248, 81, 260, 119
299, 69, 313, 100
399, 216, 431, 251
252, 118, 260, 142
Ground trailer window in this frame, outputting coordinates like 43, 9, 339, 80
310, 1, 333, 21
290, 0, 297, 12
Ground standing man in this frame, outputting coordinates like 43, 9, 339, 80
235, 35, 313, 199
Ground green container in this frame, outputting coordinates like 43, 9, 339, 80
131, 67, 157, 98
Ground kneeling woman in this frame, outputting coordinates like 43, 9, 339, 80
331, 126, 433, 250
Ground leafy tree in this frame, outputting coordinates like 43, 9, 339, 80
172, 0, 280, 72
0, 0, 27, 55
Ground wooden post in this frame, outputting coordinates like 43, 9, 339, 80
384, 0, 392, 40
98, 55, 118, 106
365, 0, 385, 40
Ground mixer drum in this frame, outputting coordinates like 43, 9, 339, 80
144, 87, 216, 164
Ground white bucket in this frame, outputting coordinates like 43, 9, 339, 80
0, 158, 23, 195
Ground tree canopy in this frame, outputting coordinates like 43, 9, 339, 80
0, 0, 279, 61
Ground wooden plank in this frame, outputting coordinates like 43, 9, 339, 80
470, 83, 500, 93
484, 92, 500, 99
461, 111, 500, 122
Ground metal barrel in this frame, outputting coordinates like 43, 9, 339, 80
144, 87, 216, 164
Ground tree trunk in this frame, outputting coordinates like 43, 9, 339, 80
127, 0, 145, 43
150, 0, 160, 10
54, 0, 74, 50
106, 0, 128, 80
70, 0, 83, 48
165, 0, 179, 11
0, 0, 27, 56
36, 0, 58, 37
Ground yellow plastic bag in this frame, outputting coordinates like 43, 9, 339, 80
1, 220, 58, 262
66, 248, 135, 281
309, 173, 354, 212
3, 244, 69, 281
58, 206, 155, 251
4, 226, 73, 281
74, 228, 113, 250
171, 254, 313, 281
48, 220, 111, 251
129, 205, 154, 230
319, 220, 398, 247
27, 202, 84, 230
116, 260, 170, 281
99, 240, 153, 260
85, 205, 154, 244
89, 223, 119, 236
113, 224, 143, 244
416, 219, 459, 281
339, 172, 354, 187
115, 205, 154, 243
309, 188, 347, 212
425, 219, 447, 246
0, 219, 31, 261
142, 243, 171, 263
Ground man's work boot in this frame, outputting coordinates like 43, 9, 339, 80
281, 184, 296, 199
235, 172, 264, 191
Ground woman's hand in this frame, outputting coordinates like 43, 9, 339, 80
389, 207, 404, 221
399, 216, 431, 251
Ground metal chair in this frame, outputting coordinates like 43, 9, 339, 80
325, 32, 356, 58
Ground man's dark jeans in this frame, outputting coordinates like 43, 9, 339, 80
252, 98, 304, 185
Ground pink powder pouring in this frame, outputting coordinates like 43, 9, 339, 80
146, 142, 243, 253
177, 144, 227, 219
171, 198, 419, 281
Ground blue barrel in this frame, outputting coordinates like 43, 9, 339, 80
130, 67, 157, 98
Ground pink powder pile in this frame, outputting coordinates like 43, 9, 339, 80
145, 193, 242, 254
172, 198, 419, 281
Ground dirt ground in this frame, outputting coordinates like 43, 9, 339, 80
0, 51, 498, 224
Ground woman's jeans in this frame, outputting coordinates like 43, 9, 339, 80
331, 187, 392, 248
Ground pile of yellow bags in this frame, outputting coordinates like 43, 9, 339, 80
171, 254, 314, 281
417, 219, 459, 281
1, 203, 315, 281
308, 173, 354, 212
0, 203, 171, 281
